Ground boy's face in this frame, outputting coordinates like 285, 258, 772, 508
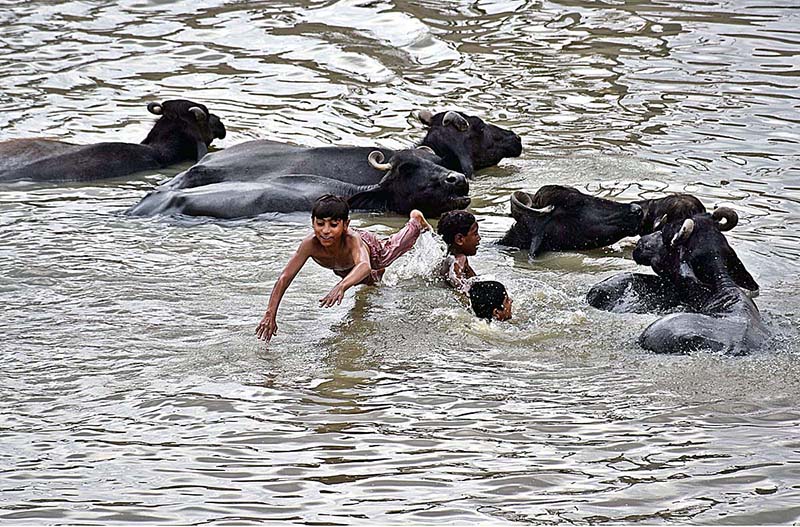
312, 216, 349, 247
455, 222, 481, 256
493, 294, 513, 321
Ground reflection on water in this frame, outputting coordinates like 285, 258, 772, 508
1, 0, 800, 524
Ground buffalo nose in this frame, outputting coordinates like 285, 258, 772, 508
444, 171, 469, 192
631, 203, 643, 216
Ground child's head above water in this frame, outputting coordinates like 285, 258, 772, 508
311, 195, 350, 246
312, 194, 350, 221
437, 209, 480, 256
469, 280, 512, 321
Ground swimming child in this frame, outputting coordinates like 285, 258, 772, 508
437, 209, 480, 292
469, 280, 513, 321
255, 194, 431, 343
437, 210, 513, 321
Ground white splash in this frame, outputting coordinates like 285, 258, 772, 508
382, 230, 448, 286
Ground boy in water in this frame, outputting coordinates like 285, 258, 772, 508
437, 210, 513, 321
255, 194, 430, 343
437, 210, 481, 292
469, 281, 513, 321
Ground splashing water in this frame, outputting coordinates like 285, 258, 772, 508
2, 0, 800, 524
382, 229, 447, 286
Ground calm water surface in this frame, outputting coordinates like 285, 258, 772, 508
1, 0, 800, 524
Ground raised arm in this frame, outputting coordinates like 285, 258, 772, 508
319, 236, 372, 308
256, 237, 312, 342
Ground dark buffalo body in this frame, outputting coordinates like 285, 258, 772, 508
498, 186, 643, 256
128, 149, 470, 219
499, 186, 738, 257
0, 99, 225, 183
163, 109, 521, 192
163, 142, 397, 190
588, 214, 765, 355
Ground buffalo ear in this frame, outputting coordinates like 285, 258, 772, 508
725, 250, 760, 293
195, 141, 208, 161
524, 216, 551, 258
675, 247, 707, 289
347, 187, 388, 211
678, 261, 699, 283
418, 110, 434, 126
528, 234, 544, 258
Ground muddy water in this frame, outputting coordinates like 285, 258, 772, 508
1, 0, 799, 524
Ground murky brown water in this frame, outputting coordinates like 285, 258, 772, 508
2, 0, 800, 524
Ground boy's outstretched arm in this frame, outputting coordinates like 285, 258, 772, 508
256, 238, 312, 342
319, 239, 372, 308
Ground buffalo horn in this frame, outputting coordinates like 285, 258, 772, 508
147, 102, 163, 115
418, 110, 434, 126
443, 111, 469, 132
416, 146, 436, 155
712, 207, 738, 231
511, 191, 554, 217
670, 218, 694, 246
189, 107, 206, 121
368, 151, 393, 171
653, 214, 668, 230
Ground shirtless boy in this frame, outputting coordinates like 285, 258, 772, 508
255, 194, 430, 342
437, 210, 513, 321
437, 210, 480, 292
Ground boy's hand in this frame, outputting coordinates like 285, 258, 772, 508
256, 312, 278, 342
319, 283, 346, 308
410, 209, 431, 231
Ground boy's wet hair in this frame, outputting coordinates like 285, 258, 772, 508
469, 281, 507, 320
312, 194, 349, 220
437, 210, 476, 245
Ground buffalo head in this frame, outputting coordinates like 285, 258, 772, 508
633, 211, 758, 295
143, 99, 227, 162
348, 147, 470, 217
635, 193, 738, 235
499, 185, 643, 256
418, 110, 522, 177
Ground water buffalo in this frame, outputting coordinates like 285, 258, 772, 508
588, 214, 765, 355
161, 110, 520, 192
498, 186, 737, 257
0, 99, 226, 183
417, 110, 522, 177
127, 148, 470, 219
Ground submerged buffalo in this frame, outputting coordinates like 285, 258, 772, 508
498, 186, 737, 257
162, 109, 521, 192
0, 99, 226, 183
128, 148, 470, 219
587, 214, 765, 355
417, 110, 522, 178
